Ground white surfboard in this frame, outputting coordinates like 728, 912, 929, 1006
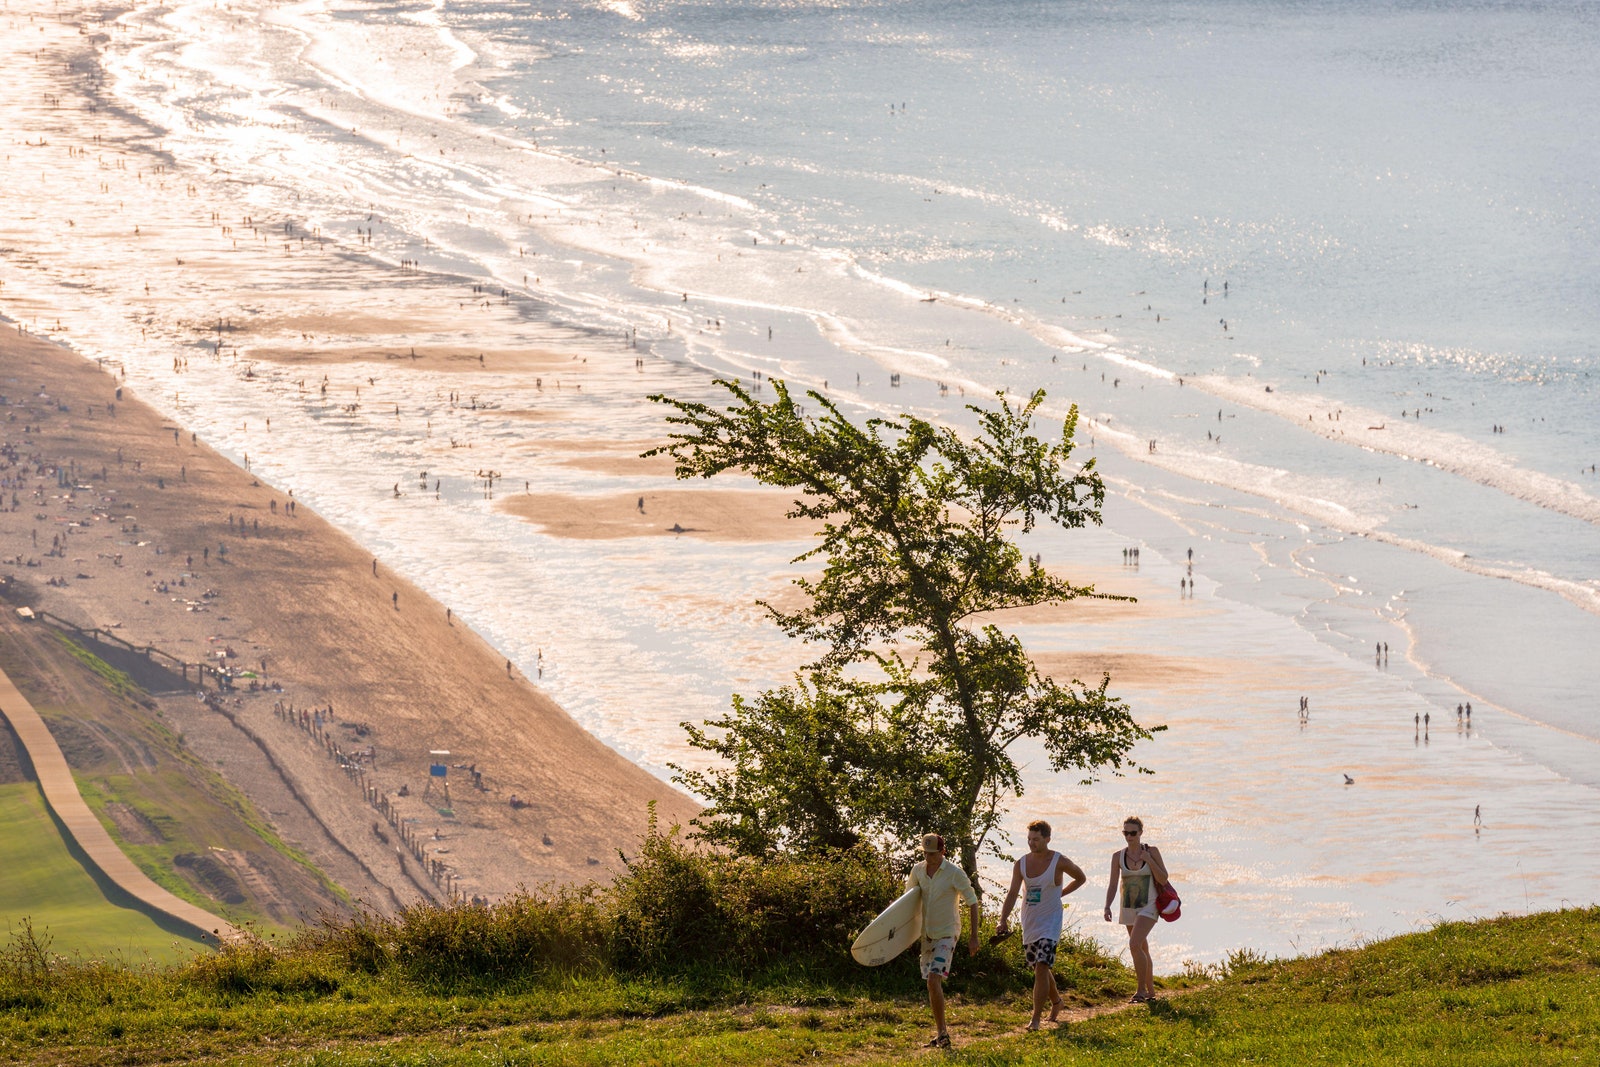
851, 885, 922, 966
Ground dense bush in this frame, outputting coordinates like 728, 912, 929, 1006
165, 816, 1072, 993
300, 882, 612, 986
264, 818, 907, 989
608, 819, 901, 975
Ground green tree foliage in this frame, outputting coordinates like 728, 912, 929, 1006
648, 381, 1159, 883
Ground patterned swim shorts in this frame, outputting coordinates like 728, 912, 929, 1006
919, 935, 957, 980
1024, 937, 1059, 968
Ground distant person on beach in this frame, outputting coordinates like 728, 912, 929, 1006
997, 820, 1086, 1031
906, 833, 979, 1049
1104, 817, 1169, 1004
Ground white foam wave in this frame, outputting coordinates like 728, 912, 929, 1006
1085, 412, 1600, 621
1097, 347, 1174, 381
1190, 373, 1600, 529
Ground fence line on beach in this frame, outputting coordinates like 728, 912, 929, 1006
273, 700, 466, 903
23, 609, 469, 903
29, 608, 227, 688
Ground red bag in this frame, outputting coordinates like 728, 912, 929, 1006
1155, 880, 1182, 922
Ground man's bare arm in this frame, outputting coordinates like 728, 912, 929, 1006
997, 863, 1023, 930
1060, 857, 1087, 898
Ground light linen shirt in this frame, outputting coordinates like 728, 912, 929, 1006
905, 858, 980, 940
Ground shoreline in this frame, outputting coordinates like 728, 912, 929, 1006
0, 323, 697, 909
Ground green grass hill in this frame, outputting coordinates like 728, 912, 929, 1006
1, 857, 1594, 1066
0, 611, 348, 936
0, 780, 197, 964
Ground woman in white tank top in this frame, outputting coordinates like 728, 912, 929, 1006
997, 820, 1087, 1030
1102, 816, 1170, 1003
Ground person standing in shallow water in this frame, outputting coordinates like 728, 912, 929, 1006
997, 819, 1087, 1030
1104, 817, 1169, 1003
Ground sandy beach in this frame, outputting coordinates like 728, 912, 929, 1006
0, 324, 697, 910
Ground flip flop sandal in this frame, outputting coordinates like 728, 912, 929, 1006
924, 1034, 952, 1049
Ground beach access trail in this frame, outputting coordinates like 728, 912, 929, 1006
0, 663, 236, 943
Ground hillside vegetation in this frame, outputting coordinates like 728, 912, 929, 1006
0, 782, 194, 963
0, 820, 1594, 1066
0, 613, 347, 935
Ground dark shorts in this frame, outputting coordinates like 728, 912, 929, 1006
1025, 937, 1059, 968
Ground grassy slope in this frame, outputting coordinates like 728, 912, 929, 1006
0, 782, 196, 963
0, 618, 347, 931
1, 907, 1595, 1065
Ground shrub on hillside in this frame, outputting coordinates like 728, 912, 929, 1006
609, 818, 900, 976
295, 884, 610, 986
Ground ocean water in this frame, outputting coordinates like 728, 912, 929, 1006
4, 0, 1600, 964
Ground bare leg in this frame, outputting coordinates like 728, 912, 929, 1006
1128, 915, 1159, 998
1047, 967, 1065, 1021
1028, 962, 1050, 1028
928, 975, 948, 1037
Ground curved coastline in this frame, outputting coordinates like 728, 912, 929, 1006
0, 321, 698, 912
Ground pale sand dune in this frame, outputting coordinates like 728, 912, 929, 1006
977, 566, 1220, 624
551, 452, 683, 477
520, 437, 667, 455
507, 438, 683, 476
247, 343, 588, 373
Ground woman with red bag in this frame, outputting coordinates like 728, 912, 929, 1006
1102, 816, 1171, 1003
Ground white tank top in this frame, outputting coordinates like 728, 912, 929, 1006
1019, 851, 1064, 943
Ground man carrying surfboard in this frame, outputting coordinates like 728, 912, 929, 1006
995, 819, 1087, 1030
906, 833, 980, 1049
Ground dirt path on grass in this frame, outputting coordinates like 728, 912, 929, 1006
0, 664, 239, 944
833, 986, 1211, 1061
6, 984, 1211, 1067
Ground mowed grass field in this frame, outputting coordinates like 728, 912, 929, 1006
0, 781, 201, 963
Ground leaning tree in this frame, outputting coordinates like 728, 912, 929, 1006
647, 380, 1159, 883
